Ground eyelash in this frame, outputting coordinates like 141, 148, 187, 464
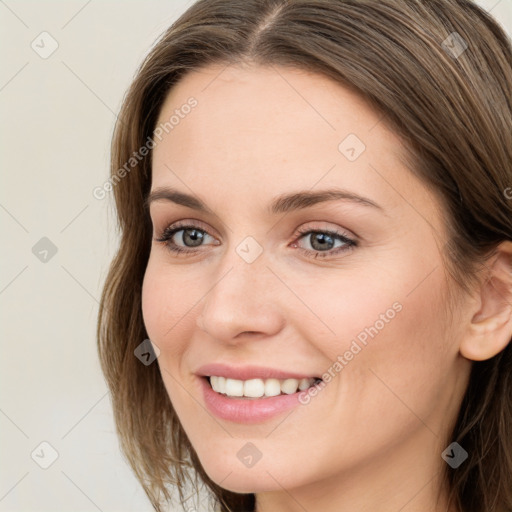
154, 221, 357, 259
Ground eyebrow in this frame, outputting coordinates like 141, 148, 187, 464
145, 187, 384, 215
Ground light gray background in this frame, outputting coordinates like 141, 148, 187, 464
1, 1, 510, 511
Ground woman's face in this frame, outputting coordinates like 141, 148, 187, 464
142, 63, 472, 501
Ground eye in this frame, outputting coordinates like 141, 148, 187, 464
154, 221, 218, 255
291, 227, 356, 259
154, 221, 357, 259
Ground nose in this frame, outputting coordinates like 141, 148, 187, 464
196, 255, 285, 345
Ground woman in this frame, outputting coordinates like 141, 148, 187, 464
97, 1, 512, 511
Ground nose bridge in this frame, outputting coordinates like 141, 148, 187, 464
197, 240, 284, 341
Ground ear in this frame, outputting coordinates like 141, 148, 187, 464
459, 241, 512, 361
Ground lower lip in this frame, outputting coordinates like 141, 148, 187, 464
199, 377, 307, 424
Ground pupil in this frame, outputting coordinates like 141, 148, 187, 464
311, 233, 333, 251
184, 229, 203, 247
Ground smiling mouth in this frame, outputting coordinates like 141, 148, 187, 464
205, 375, 323, 399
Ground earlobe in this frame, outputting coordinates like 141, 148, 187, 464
459, 241, 512, 362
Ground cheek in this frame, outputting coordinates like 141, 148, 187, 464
330, 263, 456, 428
141, 258, 202, 410
141, 256, 195, 357
310, 252, 456, 416
319, 247, 453, 362
141, 261, 166, 342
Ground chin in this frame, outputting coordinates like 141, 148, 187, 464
210, 473, 280, 494
207, 455, 316, 496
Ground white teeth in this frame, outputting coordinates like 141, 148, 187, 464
244, 379, 265, 397
225, 378, 244, 396
208, 376, 318, 398
298, 378, 312, 391
210, 375, 220, 392
264, 378, 281, 397
281, 378, 299, 394
210, 375, 226, 393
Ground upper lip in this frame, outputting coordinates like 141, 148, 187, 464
196, 363, 321, 381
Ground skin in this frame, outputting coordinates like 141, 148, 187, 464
142, 63, 511, 512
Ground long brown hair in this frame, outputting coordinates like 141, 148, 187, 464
97, 1, 512, 511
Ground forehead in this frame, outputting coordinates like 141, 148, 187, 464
150, 63, 430, 221
154, 63, 393, 159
